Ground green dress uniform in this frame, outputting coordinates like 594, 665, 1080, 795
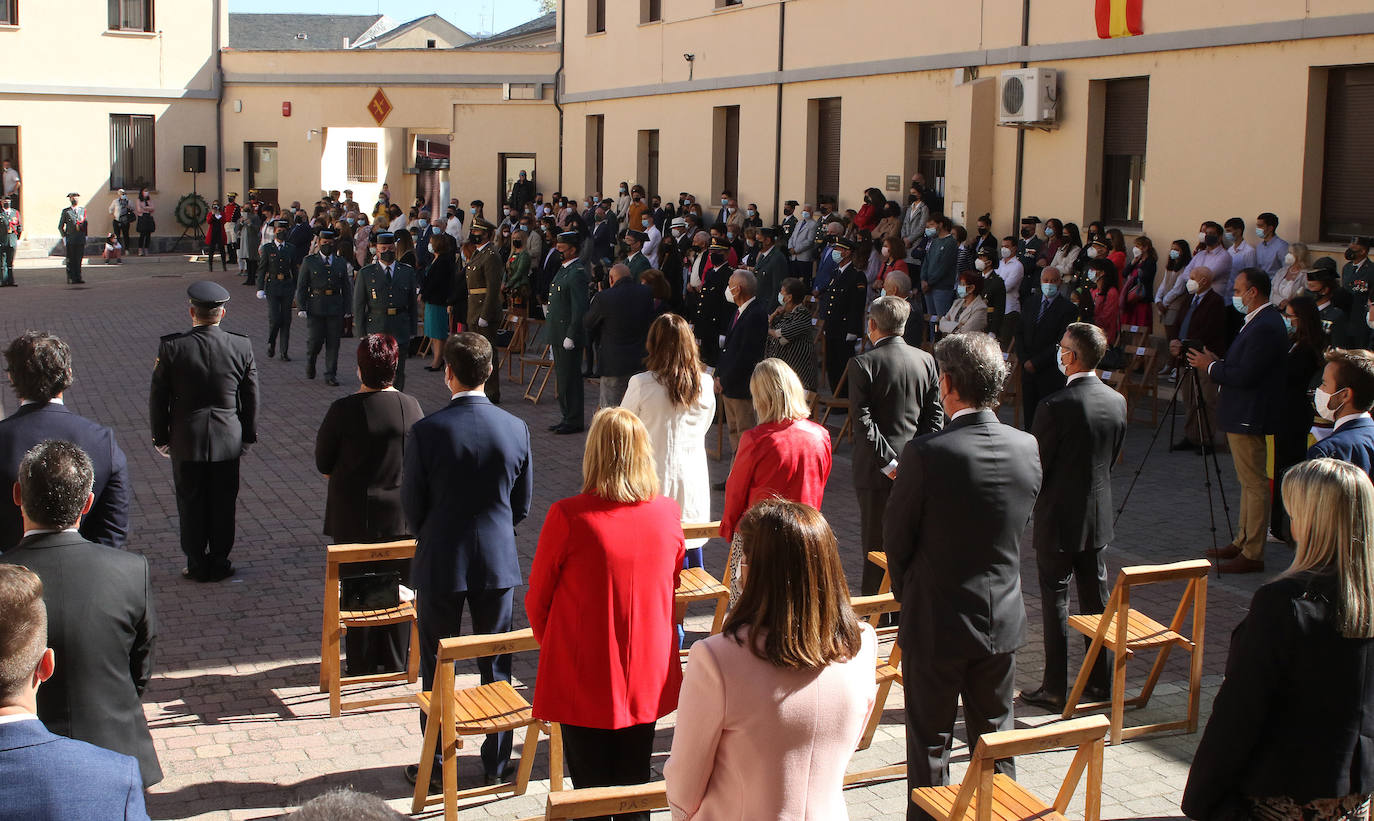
294, 250, 351, 383
546, 257, 590, 429
0, 204, 20, 287
465, 242, 506, 403
258, 239, 297, 359
58, 200, 88, 284
626, 251, 651, 278
753, 243, 789, 309
353, 259, 419, 390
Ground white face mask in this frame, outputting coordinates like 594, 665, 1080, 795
1198, 231, 1207, 244
1284, 253, 1296, 267
1086, 246, 1099, 259
1314, 387, 1341, 423
777, 292, 785, 305
880, 246, 889, 258
1186, 278, 1201, 294
975, 258, 987, 272
1056, 346, 1070, 375
727, 285, 739, 302
1000, 247, 1012, 259
1131, 246, 1142, 259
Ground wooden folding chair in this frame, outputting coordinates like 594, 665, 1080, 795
911, 714, 1110, 821
676, 522, 729, 653
999, 351, 1021, 428
319, 540, 421, 718
816, 369, 853, 443
523, 344, 555, 403
845, 593, 905, 767
545, 783, 668, 819
515, 320, 549, 383
1062, 559, 1209, 745
707, 398, 728, 461
412, 628, 564, 820
498, 311, 531, 383
1121, 338, 1163, 426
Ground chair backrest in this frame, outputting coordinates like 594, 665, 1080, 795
436, 627, 539, 665
952, 714, 1110, 821
545, 782, 668, 820
323, 540, 417, 621
682, 521, 721, 541
849, 593, 903, 668
1100, 559, 1211, 647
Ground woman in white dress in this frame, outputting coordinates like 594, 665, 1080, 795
621, 312, 716, 567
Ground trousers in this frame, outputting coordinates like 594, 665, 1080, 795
65, 241, 84, 283
171, 458, 240, 578
552, 344, 585, 427
0, 244, 13, 285
1228, 432, 1270, 561
856, 483, 893, 596
1035, 547, 1110, 697
306, 315, 343, 378
266, 294, 293, 353
560, 723, 657, 821
721, 396, 756, 454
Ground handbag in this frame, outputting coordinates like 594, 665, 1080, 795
339, 570, 402, 610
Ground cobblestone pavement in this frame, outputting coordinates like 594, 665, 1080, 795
0, 255, 1288, 820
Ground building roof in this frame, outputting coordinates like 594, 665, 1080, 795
459, 12, 557, 50
227, 13, 391, 51
353, 13, 473, 49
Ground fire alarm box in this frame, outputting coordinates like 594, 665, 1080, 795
282, 102, 292, 117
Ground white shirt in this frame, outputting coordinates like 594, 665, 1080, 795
19, 397, 63, 407
0, 713, 39, 726
1067, 370, 1098, 384
997, 258, 1024, 314
2, 167, 20, 195
450, 389, 486, 400
950, 407, 981, 422
22, 525, 79, 538
1334, 411, 1372, 432
644, 223, 663, 268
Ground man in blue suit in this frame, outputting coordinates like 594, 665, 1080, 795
1307, 348, 1374, 476
1187, 268, 1289, 573
402, 332, 532, 788
0, 564, 149, 821
0, 331, 129, 552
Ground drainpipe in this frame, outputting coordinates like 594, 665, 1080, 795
770, 1, 785, 227
1010, 0, 1030, 228
554, 0, 565, 195
214, 0, 225, 202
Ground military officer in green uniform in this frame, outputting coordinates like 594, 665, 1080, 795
0, 195, 21, 287
751, 227, 789, 309
464, 217, 505, 403
546, 230, 590, 434
257, 219, 297, 361
294, 228, 351, 386
353, 231, 418, 390
57, 192, 87, 285
624, 230, 651, 278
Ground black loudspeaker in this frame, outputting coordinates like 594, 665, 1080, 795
183, 145, 206, 174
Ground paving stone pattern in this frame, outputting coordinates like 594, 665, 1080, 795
0, 257, 1291, 819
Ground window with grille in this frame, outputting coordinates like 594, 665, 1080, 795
347, 142, 378, 183
1321, 65, 1374, 241
109, 114, 154, 190
815, 98, 842, 206
1101, 77, 1149, 227
916, 121, 947, 202
108, 0, 152, 32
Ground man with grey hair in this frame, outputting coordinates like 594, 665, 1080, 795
786, 202, 817, 284
882, 270, 925, 348
583, 262, 654, 407
884, 332, 1041, 820
714, 269, 769, 477
847, 295, 943, 598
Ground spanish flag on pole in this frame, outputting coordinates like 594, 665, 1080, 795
1096, 0, 1143, 38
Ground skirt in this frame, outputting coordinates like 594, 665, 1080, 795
423, 302, 449, 341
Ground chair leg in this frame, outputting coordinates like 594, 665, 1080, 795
327, 627, 343, 717
548, 722, 565, 792
858, 679, 893, 751
512, 721, 540, 796
319, 623, 334, 692
412, 707, 441, 813
1135, 642, 1176, 708
406, 618, 420, 685
1062, 637, 1102, 719
442, 711, 459, 821
709, 591, 728, 635
1110, 649, 1129, 745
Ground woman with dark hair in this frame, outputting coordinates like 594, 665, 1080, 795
937, 270, 988, 336
1155, 239, 1194, 343
853, 187, 886, 233
134, 187, 155, 256
1084, 220, 1104, 249
1089, 257, 1122, 346
1121, 235, 1158, 329
392, 228, 416, 270
972, 212, 997, 258
1271, 295, 1328, 541
639, 269, 672, 313
421, 232, 455, 371
1105, 228, 1129, 273
876, 235, 908, 292
765, 277, 818, 391
1049, 222, 1083, 279
952, 224, 974, 278
314, 334, 425, 674
1036, 217, 1065, 271
872, 200, 902, 243
666, 499, 876, 819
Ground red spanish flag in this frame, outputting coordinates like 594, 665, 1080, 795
1095, 0, 1143, 38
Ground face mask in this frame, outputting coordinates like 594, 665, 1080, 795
1367, 314, 1374, 332
746, 209, 755, 217
1232, 295, 1247, 313
1346, 248, 1360, 261
417, 219, 428, 229
1020, 227, 1033, 239
1284, 253, 1296, 267
1170, 249, 1181, 260
1198, 232, 1208, 244
1132, 246, 1142, 259
1283, 316, 1295, 335
275, 231, 286, 241
346, 218, 355, 225
671, 229, 684, 239
880, 246, 890, 258
1000, 247, 1012, 259
1086, 247, 1099, 259
956, 285, 969, 298
1186, 278, 1200, 294
977, 226, 988, 235
830, 249, 843, 263
777, 292, 785, 305
1045, 228, 1056, 238
621, 187, 629, 194
1056, 347, 1070, 375
720, 198, 729, 206
1041, 282, 1058, 299
709, 253, 724, 266
801, 211, 811, 221
727, 285, 738, 301
379, 250, 396, 263
520, 225, 530, 233
1314, 387, 1341, 422
726, 232, 735, 241
1223, 232, 1236, 248
975, 258, 987, 272
1255, 227, 1267, 238
1205, 233, 1220, 247
1087, 270, 1098, 282
319, 243, 334, 255
924, 227, 937, 237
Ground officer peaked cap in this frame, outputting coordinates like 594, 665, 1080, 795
318, 229, 338, 240
374, 232, 396, 243
188, 280, 230, 308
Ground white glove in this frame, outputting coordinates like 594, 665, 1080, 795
846, 333, 858, 342
256, 290, 266, 299
478, 317, 489, 328
717, 335, 726, 348
154, 444, 170, 459
562, 337, 574, 350
297, 310, 307, 318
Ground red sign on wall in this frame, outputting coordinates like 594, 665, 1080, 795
282, 101, 292, 117
368, 89, 393, 125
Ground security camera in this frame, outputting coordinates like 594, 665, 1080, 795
683, 53, 695, 61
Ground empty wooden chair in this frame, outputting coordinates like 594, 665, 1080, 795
1061, 559, 1209, 745
319, 539, 420, 718
522, 343, 555, 403
411, 628, 564, 820
910, 714, 1110, 821
675, 522, 729, 643
816, 369, 853, 443
845, 593, 904, 768
545, 782, 668, 820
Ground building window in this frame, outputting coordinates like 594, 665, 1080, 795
426, 38, 436, 48
915, 121, 947, 203
1101, 77, 1149, 227
588, 0, 605, 34
716, 0, 743, 7
0, 0, 16, 26
637, 130, 660, 200
108, 0, 152, 32
109, 114, 154, 191
1321, 65, 1374, 241
814, 98, 842, 207
347, 142, 378, 183
586, 115, 604, 197
640, 0, 662, 24
712, 106, 740, 198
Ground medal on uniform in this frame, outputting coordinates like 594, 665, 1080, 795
371, 289, 377, 300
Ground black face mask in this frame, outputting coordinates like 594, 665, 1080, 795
379, 249, 396, 263
977, 226, 988, 235
275, 230, 286, 241
319, 243, 334, 256
1346, 248, 1360, 261
710, 253, 725, 266
1020, 227, 1033, 239
471, 232, 486, 245
1204, 233, 1220, 247
784, 207, 794, 216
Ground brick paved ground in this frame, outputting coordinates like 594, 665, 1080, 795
0, 255, 1292, 820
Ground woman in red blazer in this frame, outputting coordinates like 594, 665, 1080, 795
527, 407, 685, 815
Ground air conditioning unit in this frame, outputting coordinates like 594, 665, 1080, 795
999, 68, 1058, 126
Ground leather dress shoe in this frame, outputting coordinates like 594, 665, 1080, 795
1170, 438, 1197, 453
482, 764, 514, 787
325, 376, 340, 387
306, 361, 316, 379
267, 342, 275, 358
548, 422, 563, 431
1205, 543, 1241, 560
554, 423, 584, 435
1084, 684, 1112, 702
1218, 556, 1265, 574
202, 562, 235, 582
403, 763, 443, 791
1019, 686, 1066, 712
280, 352, 291, 362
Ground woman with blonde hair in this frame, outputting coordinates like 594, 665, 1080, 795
1183, 457, 1374, 820
527, 408, 685, 818
667, 499, 877, 820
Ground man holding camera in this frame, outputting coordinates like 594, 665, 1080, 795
1169, 267, 1228, 452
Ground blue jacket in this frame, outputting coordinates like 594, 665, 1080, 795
0, 718, 149, 821
1209, 304, 1289, 435
0, 401, 130, 552
922, 234, 958, 291
402, 395, 532, 594
1308, 416, 1374, 476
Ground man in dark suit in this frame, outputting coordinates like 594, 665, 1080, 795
0, 442, 159, 787
294, 229, 351, 386
257, 218, 297, 360
751, 227, 789, 309
818, 237, 868, 396
1022, 323, 1126, 711
150, 281, 258, 582
353, 232, 419, 391
0, 332, 129, 552
624, 230, 652, 278
884, 332, 1041, 821
1307, 348, 1374, 476
714, 269, 770, 467
1015, 268, 1076, 430
1169, 266, 1228, 452
402, 332, 532, 788
848, 295, 943, 597
1187, 268, 1289, 573
0, 564, 150, 819
591, 201, 618, 265
584, 262, 653, 408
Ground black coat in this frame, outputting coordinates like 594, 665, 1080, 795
847, 337, 944, 490
1, 531, 159, 787
883, 409, 1041, 659
583, 277, 655, 378
0, 402, 130, 552
422, 253, 456, 306
315, 390, 425, 543
715, 298, 770, 400
1031, 375, 1127, 554
1182, 570, 1374, 818
149, 324, 258, 462
1016, 292, 1076, 395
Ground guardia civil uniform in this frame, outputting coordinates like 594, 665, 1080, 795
353, 232, 419, 390
465, 219, 506, 403
818, 237, 869, 396
546, 231, 590, 432
294, 229, 351, 385
257, 219, 297, 360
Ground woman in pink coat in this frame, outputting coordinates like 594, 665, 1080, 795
666, 499, 876, 820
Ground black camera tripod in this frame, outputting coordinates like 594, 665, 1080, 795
1115, 356, 1234, 574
